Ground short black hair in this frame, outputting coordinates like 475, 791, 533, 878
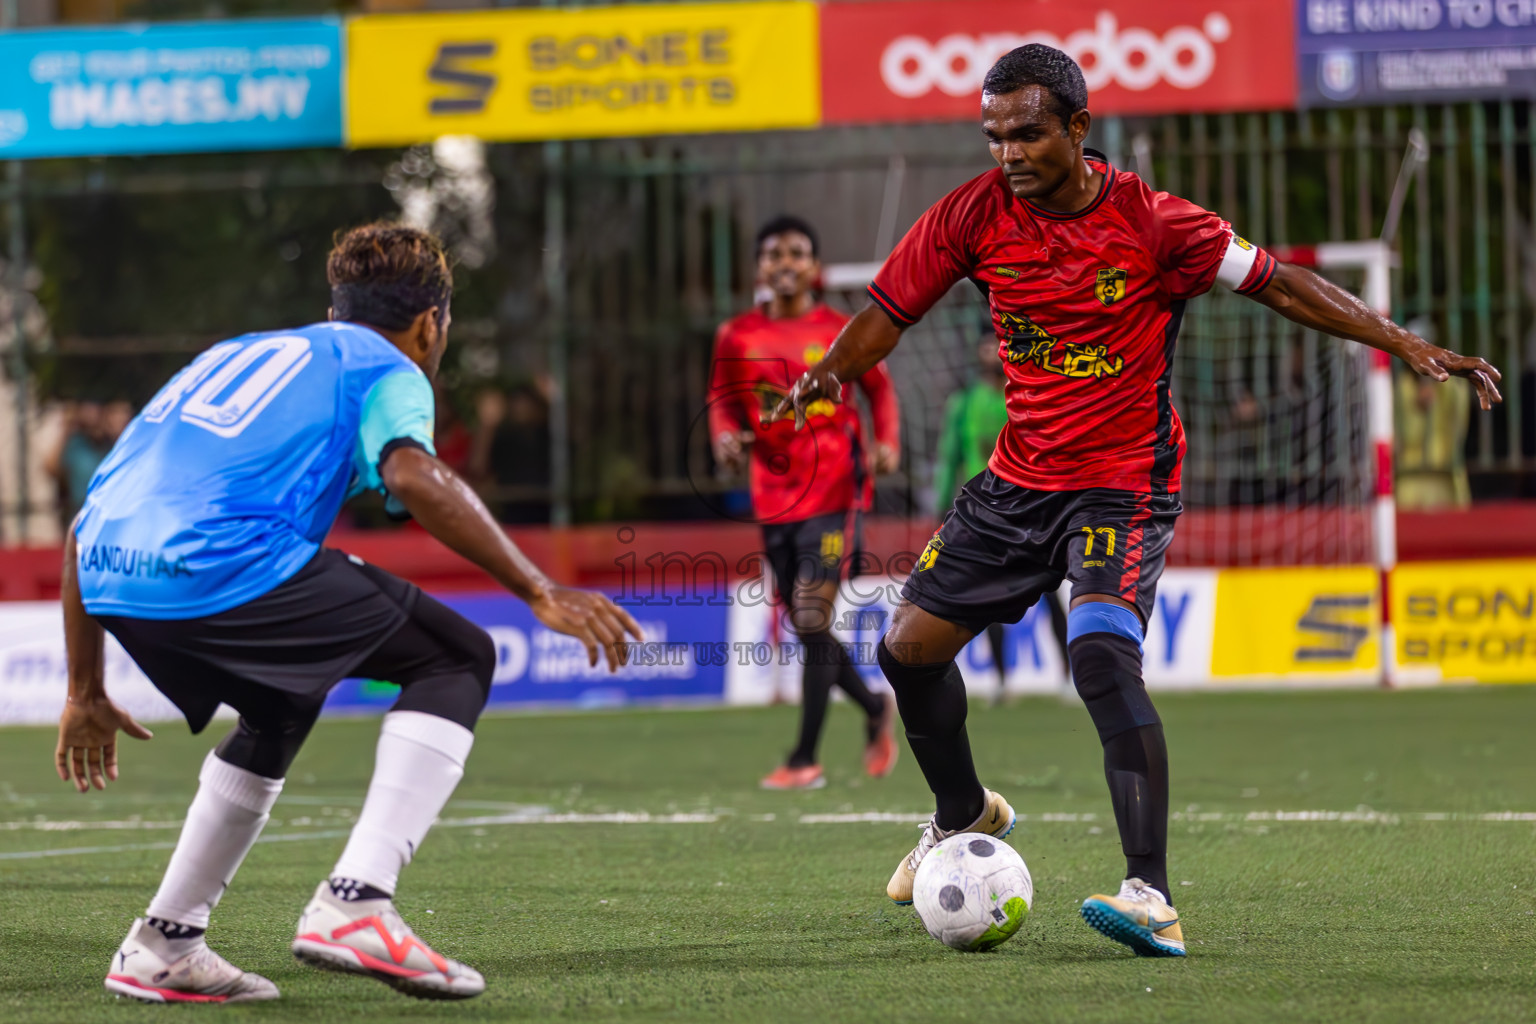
982, 44, 1088, 126
756, 215, 819, 258
328, 222, 453, 331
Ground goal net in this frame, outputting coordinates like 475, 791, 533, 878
820, 245, 1391, 571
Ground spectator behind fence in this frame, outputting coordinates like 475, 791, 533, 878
934, 339, 1010, 512
470, 383, 552, 523
1395, 318, 1471, 510
432, 381, 473, 478
44, 399, 133, 526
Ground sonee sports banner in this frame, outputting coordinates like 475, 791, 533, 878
344, 1, 820, 147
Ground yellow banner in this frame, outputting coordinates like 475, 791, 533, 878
1210, 566, 1379, 679
1393, 560, 1536, 683
346, 2, 820, 146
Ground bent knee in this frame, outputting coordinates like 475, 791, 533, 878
881, 602, 972, 666
464, 626, 496, 691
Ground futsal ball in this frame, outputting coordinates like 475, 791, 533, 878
912, 834, 1033, 951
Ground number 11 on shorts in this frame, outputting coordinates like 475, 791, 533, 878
1081, 526, 1116, 557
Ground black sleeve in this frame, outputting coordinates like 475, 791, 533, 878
378, 437, 432, 521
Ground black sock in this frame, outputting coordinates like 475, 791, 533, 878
786, 644, 835, 768
823, 634, 885, 737
876, 639, 983, 830
329, 877, 393, 902
985, 622, 1006, 688
145, 917, 205, 942
787, 632, 885, 765
1103, 725, 1171, 905
1069, 631, 1171, 905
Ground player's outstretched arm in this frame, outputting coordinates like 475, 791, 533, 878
380, 446, 642, 671
56, 530, 153, 793
1248, 262, 1503, 410
771, 304, 906, 429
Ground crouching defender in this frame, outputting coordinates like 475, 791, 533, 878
56, 223, 641, 1002
776, 45, 1501, 957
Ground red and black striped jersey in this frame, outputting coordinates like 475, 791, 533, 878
869, 150, 1275, 496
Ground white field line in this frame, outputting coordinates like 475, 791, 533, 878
800, 812, 1102, 824
0, 812, 718, 861
0, 829, 355, 861
5, 808, 1536, 861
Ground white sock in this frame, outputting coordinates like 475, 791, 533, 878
145, 751, 284, 929
331, 710, 474, 895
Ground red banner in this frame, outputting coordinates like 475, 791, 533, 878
820, 0, 1296, 124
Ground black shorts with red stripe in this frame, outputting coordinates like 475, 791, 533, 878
901, 471, 1180, 635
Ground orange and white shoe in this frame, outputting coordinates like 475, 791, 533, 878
759, 764, 826, 790
1080, 877, 1187, 957
292, 881, 485, 999
864, 694, 899, 778
104, 919, 279, 1003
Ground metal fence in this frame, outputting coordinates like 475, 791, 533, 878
545, 102, 1535, 528
2, 101, 1533, 542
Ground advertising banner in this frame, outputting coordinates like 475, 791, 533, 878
1299, 0, 1536, 105
346, 2, 819, 147
0, 602, 180, 726
0, 19, 343, 159
1210, 566, 1380, 681
723, 569, 1218, 705
819, 0, 1296, 125
329, 592, 727, 713
0, 592, 726, 726
1392, 560, 1536, 683
20, 561, 1536, 726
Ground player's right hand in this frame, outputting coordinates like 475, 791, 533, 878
55, 695, 152, 793
713, 430, 754, 475
770, 363, 843, 430
530, 586, 644, 673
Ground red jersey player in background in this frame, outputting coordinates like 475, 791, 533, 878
710, 216, 901, 791
778, 46, 1500, 956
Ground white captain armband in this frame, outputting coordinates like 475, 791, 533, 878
1215, 233, 1277, 295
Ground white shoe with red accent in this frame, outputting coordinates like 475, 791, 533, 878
104, 919, 279, 1003
291, 881, 485, 1000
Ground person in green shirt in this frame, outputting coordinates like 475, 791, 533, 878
935, 341, 1069, 698
935, 342, 1011, 509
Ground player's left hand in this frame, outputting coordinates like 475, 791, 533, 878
770, 364, 843, 430
1401, 339, 1503, 411
55, 696, 153, 793
874, 442, 900, 475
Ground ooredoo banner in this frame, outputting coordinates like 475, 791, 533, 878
819, 0, 1297, 124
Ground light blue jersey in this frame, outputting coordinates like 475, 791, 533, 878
75, 322, 436, 619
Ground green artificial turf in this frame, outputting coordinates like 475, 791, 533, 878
4, 686, 1536, 1023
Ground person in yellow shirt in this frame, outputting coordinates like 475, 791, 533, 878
1396, 319, 1471, 510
